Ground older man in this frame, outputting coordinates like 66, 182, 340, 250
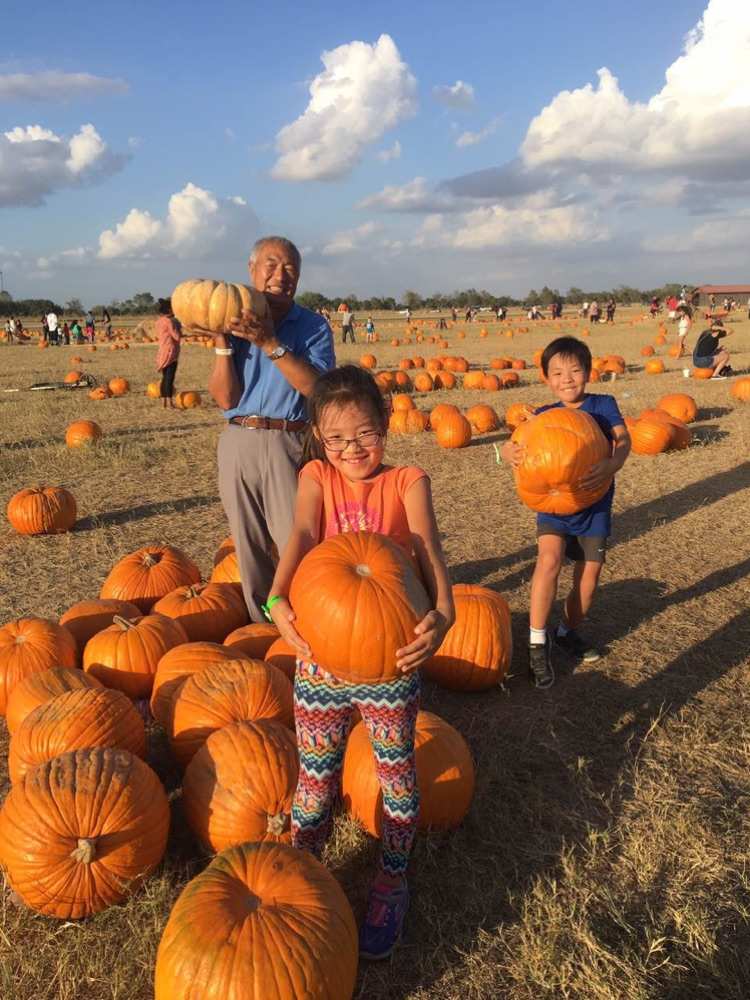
208, 236, 335, 620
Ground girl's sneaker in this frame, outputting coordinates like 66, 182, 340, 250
359, 878, 410, 960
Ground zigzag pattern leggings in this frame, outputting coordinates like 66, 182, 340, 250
291, 660, 420, 878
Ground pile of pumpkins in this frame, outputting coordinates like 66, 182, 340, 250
0, 531, 510, 998
625, 393, 697, 455
388, 396, 536, 449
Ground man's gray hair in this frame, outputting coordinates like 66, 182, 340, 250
249, 236, 302, 273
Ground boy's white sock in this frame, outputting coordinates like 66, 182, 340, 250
529, 626, 547, 646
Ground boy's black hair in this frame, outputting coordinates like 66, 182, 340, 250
541, 336, 592, 376
302, 364, 388, 464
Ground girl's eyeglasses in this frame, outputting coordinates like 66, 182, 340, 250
321, 431, 382, 452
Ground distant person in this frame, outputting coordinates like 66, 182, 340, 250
62, 321, 70, 345
451, 306, 458, 322
676, 306, 692, 358
155, 298, 182, 409
47, 309, 59, 345
365, 315, 376, 343
464, 306, 472, 322
405, 307, 411, 323
4, 317, 14, 344
747, 296, 750, 320
581, 300, 589, 318
693, 321, 732, 379
605, 299, 616, 323
650, 297, 660, 318
589, 300, 600, 324
13, 317, 23, 340
708, 293, 716, 313
85, 309, 95, 343
102, 306, 113, 339
41, 314, 49, 343
70, 319, 83, 344
340, 307, 356, 344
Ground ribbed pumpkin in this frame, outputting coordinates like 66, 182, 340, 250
639, 411, 692, 451
657, 393, 697, 423
100, 544, 201, 612
504, 402, 536, 431
6, 666, 103, 735
182, 720, 299, 853
169, 658, 294, 767
154, 842, 358, 1000
511, 408, 611, 515
0, 617, 78, 715
152, 582, 248, 643
0, 748, 169, 919
630, 418, 673, 455
466, 405, 500, 433
83, 613, 188, 699
393, 409, 429, 434
436, 412, 472, 449
171, 279, 269, 333
342, 710, 475, 833
429, 403, 460, 429
224, 622, 279, 660
150, 641, 249, 727
59, 598, 142, 662
423, 585, 512, 691
263, 637, 297, 682
288, 532, 431, 684
8, 686, 146, 784
7, 486, 77, 535
731, 376, 750, 401
65, 420, 102, 448
212, 535, 235, 565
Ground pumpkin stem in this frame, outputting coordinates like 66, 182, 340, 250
70, 837, 97, 864
266, 812, 289, 837
142, 553, 160, 568
354, 564, 372, 578
112, 615, 137, 630
185, 585, 202, 599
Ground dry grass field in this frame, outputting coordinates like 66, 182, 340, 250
1, 307, 749, 1000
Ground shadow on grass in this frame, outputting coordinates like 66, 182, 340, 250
359, 604, 750, 999
75, 494, 220, 531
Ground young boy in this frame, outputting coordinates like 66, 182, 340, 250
502, 336, 631, 689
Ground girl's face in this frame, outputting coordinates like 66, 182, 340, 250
316, 401, 385, 481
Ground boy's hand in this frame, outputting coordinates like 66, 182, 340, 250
269, 598, 311, 660
501, 440, 525, 468
395, 610, 450, 673
579, 457, 614, 492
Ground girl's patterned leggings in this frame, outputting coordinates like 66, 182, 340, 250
291, 659, 420, 878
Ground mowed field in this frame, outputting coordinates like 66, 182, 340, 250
1, 306, 749, 1000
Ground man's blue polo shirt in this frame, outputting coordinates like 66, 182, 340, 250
223, 303, 335, 421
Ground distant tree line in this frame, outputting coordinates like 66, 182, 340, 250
0, 283, 689, 319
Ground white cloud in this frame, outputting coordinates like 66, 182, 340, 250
271, 34, 417, 181
0, 71, 128, 102
521, 0, 750, 177
456, 116, 501, 148
97, 182, 258, 259
322, 222, 381, 255
432, 80, 475, 108
377, 140, 402, 163
0, 122, 126, 206
642, 209, 750, 253
358, 177, 467, 213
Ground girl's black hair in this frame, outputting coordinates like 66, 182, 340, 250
541, 336, 592, 376
302, 364, 388, 464
157, 297, 172, 315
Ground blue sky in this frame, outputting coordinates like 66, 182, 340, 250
2, 0, 747, 304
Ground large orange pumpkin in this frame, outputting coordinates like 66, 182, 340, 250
692, 367, 713, 380
182, 720, 299, 853
434, 370, 456, 389
223, 623, 279, 661
0, 748, 169, 918
730, 376, 750, 401
511, 408, 611, 515
171, 279, 269, 333
154, 842, 358, 1000
629, 418, 673, 455
8, 686, 146, 784
169, 658, 294, 767
436, 412, 472, 448
342, 710, 475, 833
65, 420, 102, 448
504, 402, 536, 431
263, 637, 297, 682
209, 548, 241, 585
657, 393, 697, 423
150, 640, 249, 727
152, 582, 248, 643
391, 393, 415, 412
413, 372, 434, 392
6, 666, 103, 735
429, 403, 460, 429
83, 613, 188, 699
466, 405, 500, 433
59, 598, 142, 663
423, 585, 512, 691
0, 617, 78, 715
7, 486, 77, 535
289, 532, 431, 684
100, 544, 201, 612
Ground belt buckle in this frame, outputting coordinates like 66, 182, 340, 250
242, 413, 261, 429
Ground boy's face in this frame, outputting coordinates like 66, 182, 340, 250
545, 352, 588, 404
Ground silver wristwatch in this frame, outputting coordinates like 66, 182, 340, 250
267, 344, 289, 361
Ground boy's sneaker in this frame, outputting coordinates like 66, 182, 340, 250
359, 878, 409, 960
555, 629, 601, 664
710, 371, 727, 380
527, 637, 555, 689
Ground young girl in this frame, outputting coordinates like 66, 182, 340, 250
676, 307, 692, 358
267, 364, 454, 960
365, 315, 375, 342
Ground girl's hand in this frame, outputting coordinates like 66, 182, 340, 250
269, 598, 311, 660
395, 610, 450, 673
501, 440, 525, 467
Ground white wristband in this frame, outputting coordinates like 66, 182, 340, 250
214, 347, 233, 356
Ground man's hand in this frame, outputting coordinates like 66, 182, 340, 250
578, 457, 614, 493
395, 610, 449, 673
228, 308, 276, 349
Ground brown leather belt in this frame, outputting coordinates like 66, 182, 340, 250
229, 415, 308, 431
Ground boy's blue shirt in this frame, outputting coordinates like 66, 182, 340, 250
534, 392, 624, 537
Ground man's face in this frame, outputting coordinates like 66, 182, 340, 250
249, 242, 300, 306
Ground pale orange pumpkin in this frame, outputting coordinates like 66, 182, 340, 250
171, 279, 269, 333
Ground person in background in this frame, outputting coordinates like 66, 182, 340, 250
341, 307, 356, 344
155, 298, 181, 409
676, 305, 692, 358
62, 321, 70, 345
693, 320, 732, 379
85, 309, 95, 343
365, 315, 376, 343
649, 297, 659, 318
4, 317, 14, 343
70, 318, 83, 344
47, 308, 59, 346
605, 299, 616, 323
589, 300, 600, 324
102, 306, 113, 339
